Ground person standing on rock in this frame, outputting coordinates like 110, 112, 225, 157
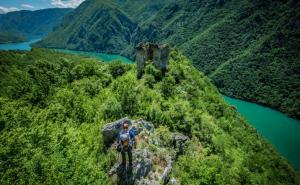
117, 121, 135, 166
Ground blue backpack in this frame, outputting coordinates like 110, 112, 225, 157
118, 129, 134, 148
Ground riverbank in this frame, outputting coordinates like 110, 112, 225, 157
223, 95, 300, 170
221, 90, 300, 120
0, 38, 41, 51
53, 48, 134, 64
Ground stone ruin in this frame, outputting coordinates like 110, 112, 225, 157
135, 43, 170, 79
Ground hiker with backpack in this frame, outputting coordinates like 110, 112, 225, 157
117, 121, 136, 166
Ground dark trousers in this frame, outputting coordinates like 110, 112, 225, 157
121, 146, 132, 166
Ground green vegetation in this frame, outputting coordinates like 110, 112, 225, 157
0, 48, 299, 184
36, 0, 300, 119
0, 31, 26, 43
163, 0, 300, 119
34, 0, 174, 55
0, 8, 71, 38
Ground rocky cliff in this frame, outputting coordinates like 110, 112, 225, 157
103, 117, 187, 185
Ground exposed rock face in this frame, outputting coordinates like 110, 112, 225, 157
161, 156, 172, 184
132, 149, 153, 183
109, 149, 153, 185
153, 44, 169, 75
104, 118, 188, 185
140, 120, 154, 132
131, 120, 155, 136
136, 43, 170, 78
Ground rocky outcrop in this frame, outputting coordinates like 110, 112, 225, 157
109, 149, 153, 185
161, 156, 172, 184
103, 118, 189, 185
136, 43, 170, 78
102, 118, 156, 147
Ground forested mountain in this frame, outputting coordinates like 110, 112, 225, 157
36, 0, 174, 53
0, 48, 299, 184
0, 8, 71, 39
36, 0, 300, 119
147, 0, 300, 119
0, 31, 25, 43
37, 1, 137, 53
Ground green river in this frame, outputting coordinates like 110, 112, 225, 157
0, 38, 299, 170
223, 96, 300, 170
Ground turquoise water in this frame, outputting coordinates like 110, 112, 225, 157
54, 49, 134, 64
1, 40, 299, 170
0, 38, 41, 51
0, 39, 133, 63
223, 95, 300, 170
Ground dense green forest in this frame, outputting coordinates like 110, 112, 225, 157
36, 0, 300, 119
0, 8, 71, 38
0, 48, 299, 184
34, 0, 174, 53
0, 31, 25, 43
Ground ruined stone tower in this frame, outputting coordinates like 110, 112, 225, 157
136, 43, 169, 79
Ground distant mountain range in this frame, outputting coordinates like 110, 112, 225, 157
35, 0, 300, 119
0, 8, 71, 42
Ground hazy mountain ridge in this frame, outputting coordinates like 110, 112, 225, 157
0, 8, 72, 38
36, 0, 135, 53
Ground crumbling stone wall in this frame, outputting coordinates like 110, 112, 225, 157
136, 43, 169, 78
136, 45, 146, 79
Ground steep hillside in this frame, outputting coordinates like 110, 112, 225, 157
0, 48, 299, 184
37, 0, 300, 119
0, 8, 71, 38
146, 0, 300, 119
34, 0, 173, 54
0, 31, 25, 43
37, 1, 137, 53
115, 0, 175, 22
